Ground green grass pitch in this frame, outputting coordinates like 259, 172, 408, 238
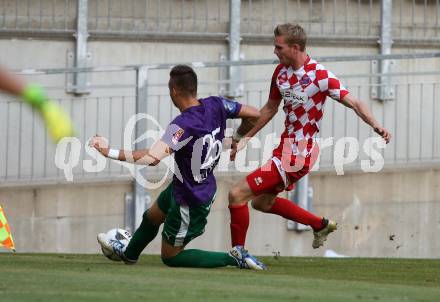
1, 254, 439, 302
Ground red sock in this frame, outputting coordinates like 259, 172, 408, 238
268, 197, 324, 230
229, 203, 249, 247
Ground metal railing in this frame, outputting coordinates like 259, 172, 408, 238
88, 0, 229, 35
0, 0, 439, 43
1, 52, 440, 186
393, 0, 440, 41
1, 0, 76, 33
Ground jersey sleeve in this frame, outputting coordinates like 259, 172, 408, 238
220, 97, 242, 119
316, 68, 349, 101
161, 117, 191, 151
268, 65, 283, 103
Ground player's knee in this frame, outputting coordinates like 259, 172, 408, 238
143, 210, 158, 226
251, 200, 265, 212
145, 205, 166, 226
228, 186, 241, 205
161, 251, 181, 267
251, 199, 274, 212
161, 255, 176, 267
142, 210, 149, 221
250, 200, 259, 210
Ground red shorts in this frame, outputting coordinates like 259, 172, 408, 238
246, 145, 319, 196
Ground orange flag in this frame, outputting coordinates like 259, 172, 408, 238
0, 206, 15, 252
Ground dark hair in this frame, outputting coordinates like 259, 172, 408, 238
274, 23, 307, 51
169, 65, 198, 97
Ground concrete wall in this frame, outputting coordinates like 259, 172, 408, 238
0, 182, 130, 253
2, 168, 439, 258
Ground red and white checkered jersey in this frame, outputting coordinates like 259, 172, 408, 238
269, 56, 349, 158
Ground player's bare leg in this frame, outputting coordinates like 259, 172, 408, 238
228, 177, 257, 206
250, 193, 278, 212
229, 168, 337, 249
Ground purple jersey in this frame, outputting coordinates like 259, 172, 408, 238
161, 96, 242, 206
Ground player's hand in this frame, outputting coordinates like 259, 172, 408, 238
89, 135, 109, 155
22, 85, 76, 143
229, 138, 239, 161
222, 137, 238, 161
374, 126, 391, 144
229, 137, 251, 161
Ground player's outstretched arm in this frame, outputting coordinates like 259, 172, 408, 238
236, 104, 261, 119
0, 67, 75, 143
235, 98, 279, 140
230, 99, 279, 161
339, 93, 391, 144
0, 67, 26, 95
89, 135, 172, 166
232, 104, 260, 140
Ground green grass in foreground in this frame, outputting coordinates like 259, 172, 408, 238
0, 254, 439, 302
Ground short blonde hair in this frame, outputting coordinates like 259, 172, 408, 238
274, 23, 307, 51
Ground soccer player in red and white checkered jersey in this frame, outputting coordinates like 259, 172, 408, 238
228, 23, 391, 250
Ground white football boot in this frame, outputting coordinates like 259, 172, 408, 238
312, 219, 338, 249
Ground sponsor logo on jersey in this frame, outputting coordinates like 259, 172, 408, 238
282, 89, 308, 105
225, 101, 234, 112
172, 128, 185, 145
278, 72, 288, 84
254, 176, 263, 186
292, 92, 308, 104
299, 75, 312, 86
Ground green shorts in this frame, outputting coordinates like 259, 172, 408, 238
157, 183, 215, 247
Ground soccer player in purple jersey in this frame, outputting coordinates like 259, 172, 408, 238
91, 65, 266, 269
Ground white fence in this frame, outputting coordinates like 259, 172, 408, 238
1, 53, 440, 185
0, 0, 439, 43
